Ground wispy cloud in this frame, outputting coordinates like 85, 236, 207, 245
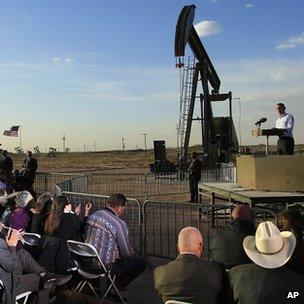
65, 57, 75, 63
210, 0, 220, 3
276, 33, 304, 50
217, 57, 304, 143
194, 20, 223, 37
245, 3, 255, 8
52, 56, 75, 63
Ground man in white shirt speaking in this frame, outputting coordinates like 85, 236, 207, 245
275, 103, 295, 155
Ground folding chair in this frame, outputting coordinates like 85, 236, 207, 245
15, 291, 32, 304
21, 233, 41, 247
67, 240, 126, 304
0, 223, 41, 246
0, 279, 32, 304
165, 301, 193, 304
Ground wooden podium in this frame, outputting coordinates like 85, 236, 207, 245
252, 128, 285, 155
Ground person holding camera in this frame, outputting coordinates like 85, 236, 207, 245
0, 224, 71, 304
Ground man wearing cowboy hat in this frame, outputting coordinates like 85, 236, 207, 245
229, 221, 304, 304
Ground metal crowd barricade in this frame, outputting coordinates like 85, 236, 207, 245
87, 173, 146, 198
143, 200, 277, 261
144, 172, 189, 197
60, 191, 142, 254
220, 163, 237, 183
35, 172, 88, 194
35, 166, 236, 199
85, 167, 236, 199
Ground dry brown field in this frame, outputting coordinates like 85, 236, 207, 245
10, 143, 304, 174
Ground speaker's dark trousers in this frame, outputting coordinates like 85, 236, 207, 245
277, 137, 294, 155
189, 177, 200, 203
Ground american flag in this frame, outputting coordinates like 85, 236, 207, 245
3, 126, 19, 137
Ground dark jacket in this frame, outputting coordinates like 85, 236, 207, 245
30, 213, 49, 235
0, 239, 21, 304
23, 158, 38, 179
2, 156, 13, 173
285, 237, 304, 276
210, 219, 255, 269
229, 263, 304, 304
189, 159, 202, 181
51, 213, 84, 242
154, 254, 225, 304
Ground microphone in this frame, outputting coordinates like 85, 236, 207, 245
255, 117, 267, 126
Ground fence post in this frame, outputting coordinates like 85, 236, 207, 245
44, 173, 48, 192
144, 174, 148, 200
87, 174, 92, 193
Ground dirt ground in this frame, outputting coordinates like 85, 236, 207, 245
10, 143, 304, 174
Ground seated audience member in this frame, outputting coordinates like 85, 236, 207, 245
229, 221, 304, 304
210, 205, 255, 269
154, 227, 226, 304
1, 196, 16, 228
85, 193, 145, 289
30, 192, 53, 235
10, 191, 34, 232
0, 223, 71, 304
44, 195, 91, 241
277, 209, 304, 276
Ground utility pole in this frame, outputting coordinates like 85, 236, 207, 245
176, 124, 180, 150
61, 134, 66, 152
93, 140, 96, 152
233, 97, 242, 152
142, 133, 148, 156
121, 137, 126, 151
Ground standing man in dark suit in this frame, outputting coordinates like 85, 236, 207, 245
1, 150, 14, 185
154, 227, 226, 304
1, 150, 13, 174
23, 151, 38, 193
188, 152, 202, 203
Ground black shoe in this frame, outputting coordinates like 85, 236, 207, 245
41, 272, 72, 286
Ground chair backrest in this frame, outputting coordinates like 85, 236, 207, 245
1, 222, 41, 247
165, 301, 193, 304
67, 240, 99, 257
67, 240, 107, 273
21, 233, 41, 246
0, 279, 4, 299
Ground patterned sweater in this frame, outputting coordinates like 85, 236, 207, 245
85, 207, 133, 265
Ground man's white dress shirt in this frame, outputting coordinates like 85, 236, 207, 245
275, 112, 294, 138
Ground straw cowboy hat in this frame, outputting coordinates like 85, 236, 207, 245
243, 221, 296, 269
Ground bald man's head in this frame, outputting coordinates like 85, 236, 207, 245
232, 205, 253, 222
177, 227, 203, 257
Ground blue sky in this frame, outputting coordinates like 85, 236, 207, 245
0, 0, 303, 152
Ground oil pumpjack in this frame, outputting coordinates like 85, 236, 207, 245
175, 5, 239, 169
